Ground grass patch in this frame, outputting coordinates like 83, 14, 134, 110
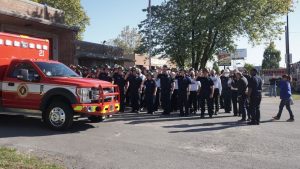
292, 93, 300, 100
0, 147, 63, 169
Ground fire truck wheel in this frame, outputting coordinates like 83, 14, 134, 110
88, 116, 105, 123
43, 101, 73, 130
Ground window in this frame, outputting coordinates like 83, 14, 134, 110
9, 63, 38, 81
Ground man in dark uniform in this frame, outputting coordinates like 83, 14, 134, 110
236, 71, 248, 121
248, 68, 263, 125
220, 69, 232, 113
158, 65, 174, 115
98, 65, 112, 82
125, 68, 143, 113
177, 69, 192, 116
199, 68, 214, 118
243, 70, 252, 121
230, 71, 239, 116
143, 73, 157, 114
113, 66, 126, 112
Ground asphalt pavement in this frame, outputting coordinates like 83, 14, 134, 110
0, 96, 299, 169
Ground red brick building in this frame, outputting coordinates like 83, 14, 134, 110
0, 0, 78, 65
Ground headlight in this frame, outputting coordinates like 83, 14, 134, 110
77, 88, 91, 103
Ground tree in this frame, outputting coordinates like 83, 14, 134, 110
262, 42, 281, 69
108, 26, 141, 55
138, 0, 292, 69
244, 63, 255, 72
31, 0, 90, 40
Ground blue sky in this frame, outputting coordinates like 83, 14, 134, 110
81, 0, 300, 67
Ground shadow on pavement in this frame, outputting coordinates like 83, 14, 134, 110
165, 121, 247, 133
0, 115, 95, 138
106, 112, 234, 125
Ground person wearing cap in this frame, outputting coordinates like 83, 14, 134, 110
113, 66, 126, 112
273, 74, 295, 122
177, 69, 192, 116
236, 71, 248, 121
199, 68, 214, 118
210, 69, 222, 115
158, 65, 174, 115
125, 68, 143, 113
143, 72, 157, 114
247, 68, 263, 125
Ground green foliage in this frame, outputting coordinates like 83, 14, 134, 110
262, 42, 281, 69
213, 62, 220, 74
138, 0, 292, 69
31, 0, 90, 40
244, 63, 255, 72
108, 26, 141, 55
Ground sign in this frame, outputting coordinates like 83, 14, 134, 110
232, 49, 247, 60
218, 51, 231, 66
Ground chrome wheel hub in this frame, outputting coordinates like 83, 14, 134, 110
49, 107, 66, 127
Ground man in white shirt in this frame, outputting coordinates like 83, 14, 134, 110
210, 70, 222, 115
189, 71, 201, 114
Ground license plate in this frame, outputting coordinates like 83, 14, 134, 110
110, 105, 114, 111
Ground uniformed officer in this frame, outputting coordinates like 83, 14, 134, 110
177, 69, 192, 116
248, 68, 263, 125
236, 71, 248, 121
230, 70, 239, 116
113, 66, 126, 112
158, 65, 174, 115
199, 68, 214, 118
220, 69, 232, 113
171, 71, 179, 112
125, 68, 143, 113
98, 65, 112, 82
243, 70, 252, 120
143, 73, 157, 114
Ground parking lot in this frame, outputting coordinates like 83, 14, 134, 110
0, 97, 299, 169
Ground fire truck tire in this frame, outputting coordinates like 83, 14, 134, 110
43, 101, 73, 130
88, 116, 105, 123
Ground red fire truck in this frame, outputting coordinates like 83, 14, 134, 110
0, 32, 120, 130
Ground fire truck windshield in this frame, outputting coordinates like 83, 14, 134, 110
35, 62, 80, 77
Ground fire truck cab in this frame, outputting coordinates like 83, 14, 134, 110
0, 32, 120, 130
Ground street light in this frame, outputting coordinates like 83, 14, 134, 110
148, 0, 152, 70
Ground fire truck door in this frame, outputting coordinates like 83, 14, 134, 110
2, 62, 42, 110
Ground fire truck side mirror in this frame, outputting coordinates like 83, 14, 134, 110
17, 69, 29, 81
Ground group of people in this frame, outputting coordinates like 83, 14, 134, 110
70, 64, 295, 125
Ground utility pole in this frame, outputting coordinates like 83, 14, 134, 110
285, 13, 291, 75
148, 0, 152, 70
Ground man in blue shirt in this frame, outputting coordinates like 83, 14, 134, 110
273, 75, 294, 122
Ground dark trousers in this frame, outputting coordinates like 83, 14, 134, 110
140, 89, 145, 109
213, 88, 220, 113
249, 95, 262, 123
178, 92, 189, 116
171, 90, 178, 112
220, 94, 224, 109
277, 99, 294, 119
119, 90, 125, 112
189, 91, 198, 113
161, 91, 171, 114
246, 99, 251, 119
231, 91, 238, 115
154, 88, 161, 111
145, 94, 155, 114
223, 90, 232, 113
200, 95, 214, 117
238, 95, 247, 120
130, 91, 140, 112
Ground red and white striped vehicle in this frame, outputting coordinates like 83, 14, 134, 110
0, 32, 120, 130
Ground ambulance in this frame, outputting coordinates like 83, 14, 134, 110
0, 32, 120, 130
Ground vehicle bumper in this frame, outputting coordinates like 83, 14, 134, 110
72, 102, 120, 116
